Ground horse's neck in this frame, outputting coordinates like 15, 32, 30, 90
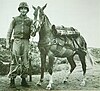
38, 15, 53, 44
44, 15, 52, 29
43, 15, 53, 37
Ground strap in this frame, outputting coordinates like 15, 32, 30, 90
73, 38, 82, 50
71, 38, 76, 49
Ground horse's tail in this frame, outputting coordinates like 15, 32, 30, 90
86, 50, 94, 66
80, 36, 94, 66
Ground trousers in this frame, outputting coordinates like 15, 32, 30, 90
8, 38, 29, 78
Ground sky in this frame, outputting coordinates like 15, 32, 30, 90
0, 0, 100, 48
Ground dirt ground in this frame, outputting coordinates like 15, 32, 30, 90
0, 60, 100, 91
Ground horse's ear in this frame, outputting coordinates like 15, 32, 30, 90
42, 3, 47, 10
52, 25, 56, 30
32, 5, 36, 10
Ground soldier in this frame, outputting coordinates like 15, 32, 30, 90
6, 2, 34, 88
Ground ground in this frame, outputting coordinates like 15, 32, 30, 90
0, 60, 100, 91
0, 39, 100, 91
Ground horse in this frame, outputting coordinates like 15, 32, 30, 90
32, 4, 92, 90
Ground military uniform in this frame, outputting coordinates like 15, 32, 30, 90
6, 2, 33, 87
7, 14, 33, 77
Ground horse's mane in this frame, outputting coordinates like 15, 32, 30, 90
44, 14, 51, 28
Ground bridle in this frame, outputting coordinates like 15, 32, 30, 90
33, 13, 46, 33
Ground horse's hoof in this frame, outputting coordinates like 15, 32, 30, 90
80, 81, 86, 86
46, 86, 51, 90
46, 84, 52, 90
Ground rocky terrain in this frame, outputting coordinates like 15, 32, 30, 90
0, 38, 100, 91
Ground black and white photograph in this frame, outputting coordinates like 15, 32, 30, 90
0, 0, 100, 91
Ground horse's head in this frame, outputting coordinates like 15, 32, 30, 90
32, 4, 47, 30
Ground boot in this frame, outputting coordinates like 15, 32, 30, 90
21, 78, 30, 87
9, 78, 16, 88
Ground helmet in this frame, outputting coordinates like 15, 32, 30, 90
18, 2, 29, 12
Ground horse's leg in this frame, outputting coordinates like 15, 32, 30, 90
79, 53, 86, 86
46, 53, 54, 90
64, 55, 76, 83
37, 54, 46, 86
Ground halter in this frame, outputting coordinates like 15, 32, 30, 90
33, 14, 46, 33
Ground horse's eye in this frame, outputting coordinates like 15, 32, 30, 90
33, 12, 37, 16
41, 13, 44, 17
42, 14, 44, 16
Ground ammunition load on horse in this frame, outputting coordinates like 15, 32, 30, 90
52, 25, 80, 39
51, 25, 84, 52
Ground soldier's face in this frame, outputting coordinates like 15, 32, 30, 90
20, 7, 28, 15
